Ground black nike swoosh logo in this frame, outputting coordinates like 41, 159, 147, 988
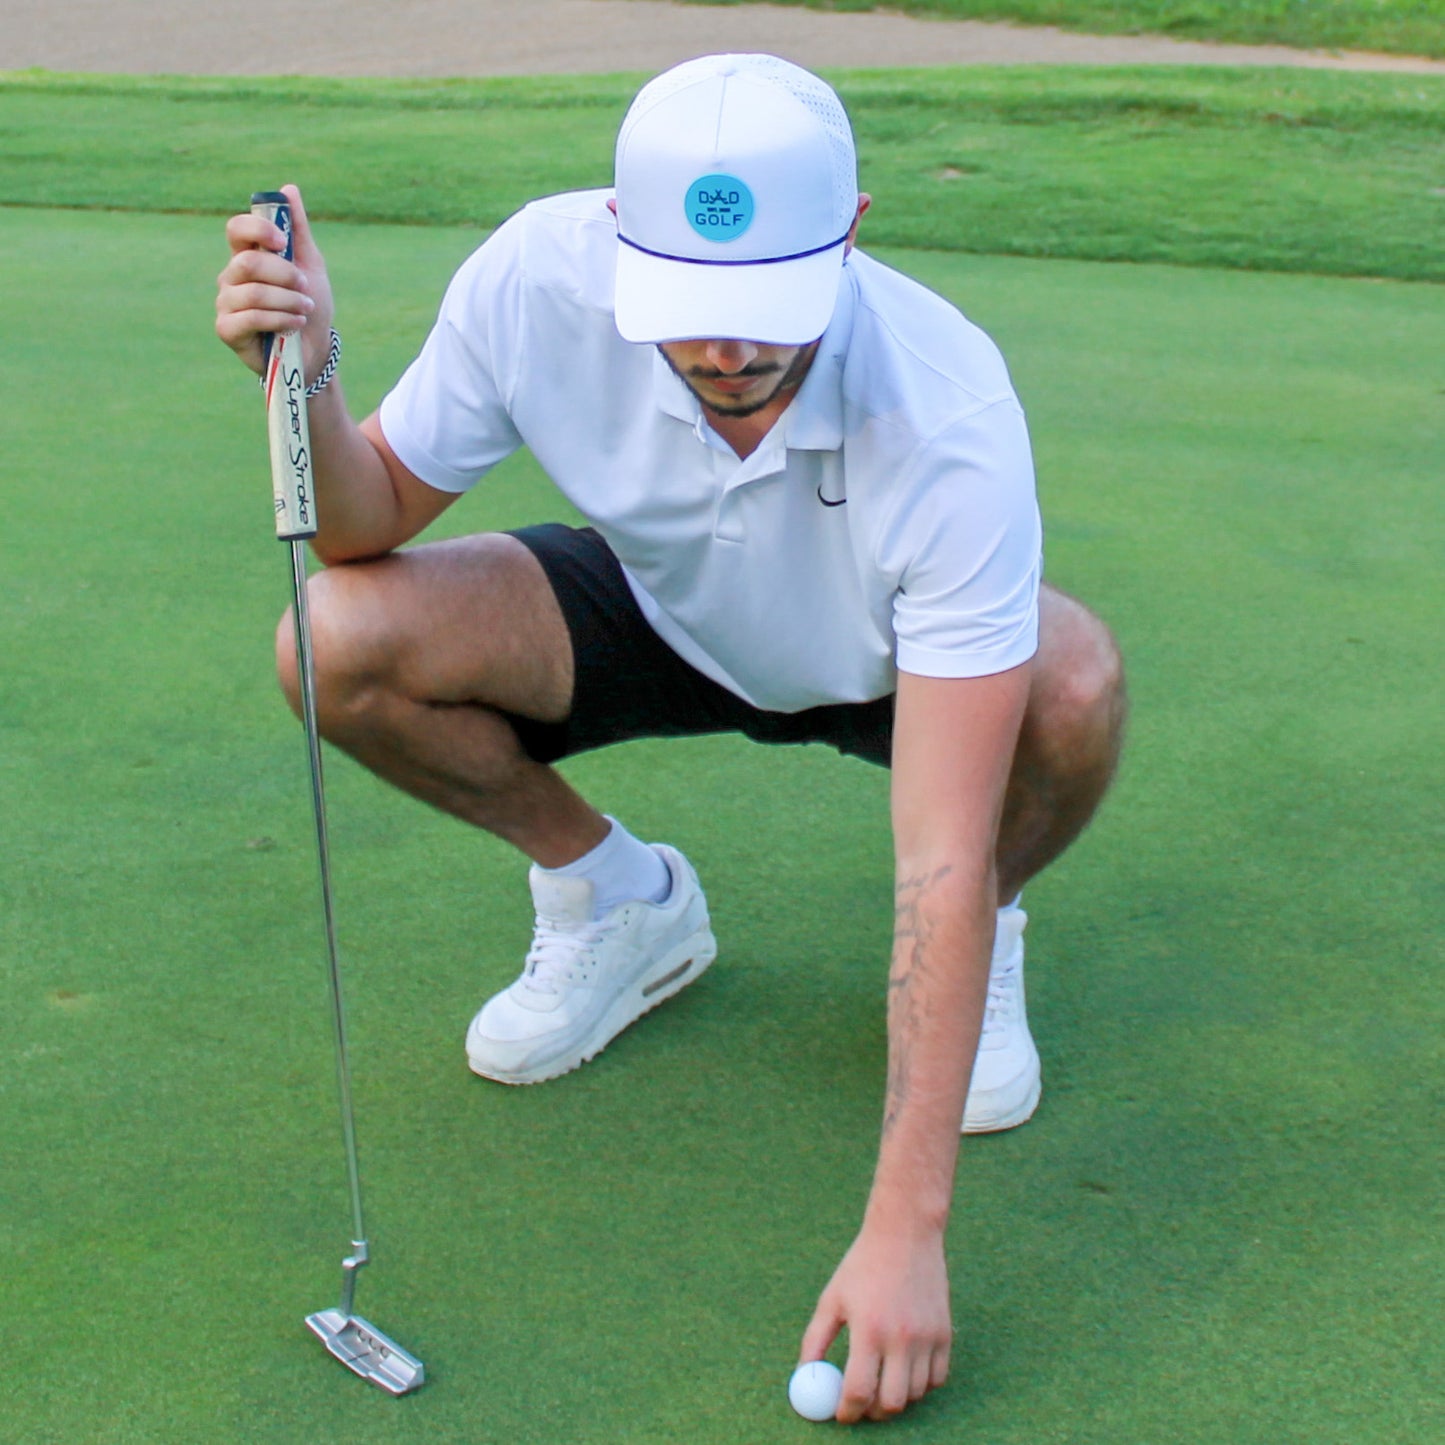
816, 486, 847, 508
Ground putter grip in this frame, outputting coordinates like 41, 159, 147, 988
251, 190, 318, 542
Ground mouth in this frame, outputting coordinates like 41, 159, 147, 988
691, 367, 779, 395
702, 376, 764, 396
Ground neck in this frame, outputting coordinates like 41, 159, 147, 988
702, 342, 818, 460
702, 402, 780, 462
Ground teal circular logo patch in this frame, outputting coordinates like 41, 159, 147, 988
685, 174, 754, 243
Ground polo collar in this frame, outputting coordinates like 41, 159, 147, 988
783, 266, 854, 453
652, 347, 704, 430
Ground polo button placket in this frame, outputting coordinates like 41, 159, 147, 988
709, 433, 787, 543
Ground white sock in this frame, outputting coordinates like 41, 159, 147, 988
541, 817, 671, 919
993, 894, 1025, 962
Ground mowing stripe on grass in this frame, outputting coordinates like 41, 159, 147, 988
2, 65, 1442, 279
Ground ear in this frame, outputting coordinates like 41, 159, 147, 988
606, 198, 618, 217
843, 194, 871, 256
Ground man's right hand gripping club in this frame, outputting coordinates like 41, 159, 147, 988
216, 186, 455, 565
217, 183, 333, 383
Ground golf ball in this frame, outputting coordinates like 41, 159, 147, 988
788, 1360, 844, 1422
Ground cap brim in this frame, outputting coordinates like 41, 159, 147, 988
614, 241, 844, 346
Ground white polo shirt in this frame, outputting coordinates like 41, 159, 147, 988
378, 189, 1041, 713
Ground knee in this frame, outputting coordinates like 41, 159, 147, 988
1063, 618, 1126, 734
273, 563, 394, 733
1030, 604, 1127, 765
275, 606, 300, 717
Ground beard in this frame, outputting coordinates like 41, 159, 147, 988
661, 342, 818, 419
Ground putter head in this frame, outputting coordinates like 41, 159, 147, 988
306, 1308, 426, 1395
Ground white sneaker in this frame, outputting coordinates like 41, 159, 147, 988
466, 844, 717, 1084
961, 906, 1042, 1133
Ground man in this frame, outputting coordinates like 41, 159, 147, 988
216, 54, 1124, 1422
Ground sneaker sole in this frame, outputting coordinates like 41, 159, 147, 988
961, 1067, 1041, 1134
466, 926, 718, 1085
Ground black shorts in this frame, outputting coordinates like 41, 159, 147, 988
502, 523, 894, 768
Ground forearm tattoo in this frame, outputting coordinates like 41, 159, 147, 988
885, 865, 953, 1136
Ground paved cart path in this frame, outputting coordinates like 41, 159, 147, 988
4, 0, 1443, 76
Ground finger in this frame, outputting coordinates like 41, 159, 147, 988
799, 1296, 844, 1365
868, 1347, 913, 1421
218, 246, 308, 295
930, 1339, 951, 1390
837, 1341, 881, 1425
225, 210, 289, 259
909, 1350, 933, 1403
216, 305, 308, 345
218, 279, 315, 324
282, 183, 325, 273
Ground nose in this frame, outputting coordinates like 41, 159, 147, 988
704, 339, 758, 374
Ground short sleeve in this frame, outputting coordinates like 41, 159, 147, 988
376, 215, 527, 493
887, 398, 1042, 679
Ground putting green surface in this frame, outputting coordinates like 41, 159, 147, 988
3, 158, 1442, 1442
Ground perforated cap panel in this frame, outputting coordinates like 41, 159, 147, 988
618, 53, 857, 231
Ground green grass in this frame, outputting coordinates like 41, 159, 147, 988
675, 0, 1445, 60
4, 56, 1444, 1445
3, 191, 1443, 1441
2, 67, 1442, 281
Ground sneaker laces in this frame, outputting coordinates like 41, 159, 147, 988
521, 914, 604, 995
980, 948, 1021, 1043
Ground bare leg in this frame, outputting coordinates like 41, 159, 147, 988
275, 533, 607, 868
277, 545, 1123, 885
996, 584, 1127, 902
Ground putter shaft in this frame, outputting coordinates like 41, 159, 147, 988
290, 539, 368, 1260
289, 540, 427, 1396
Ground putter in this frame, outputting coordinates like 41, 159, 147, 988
253, 190, 425, 1397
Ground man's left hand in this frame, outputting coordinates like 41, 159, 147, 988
799, 1220, 953, 1422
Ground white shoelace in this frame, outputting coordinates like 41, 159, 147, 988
981, 954, 1021, 1039
522, 916, 603, 993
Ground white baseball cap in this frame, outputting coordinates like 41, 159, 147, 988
613, 54, 859, 346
